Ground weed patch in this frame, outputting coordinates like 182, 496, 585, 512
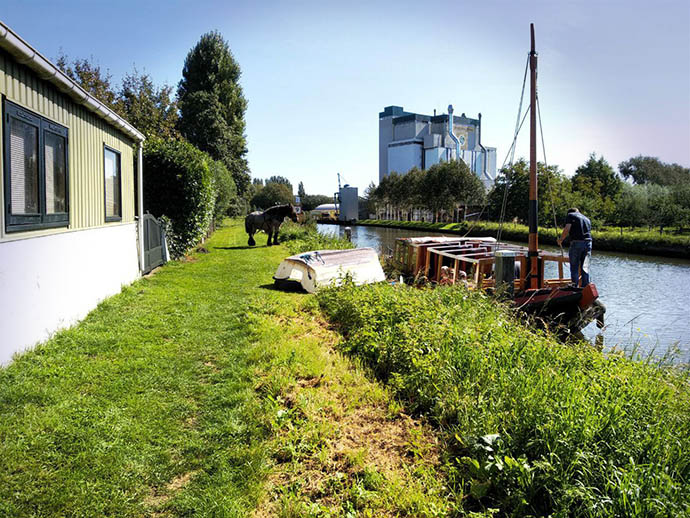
317, 282, 690, 516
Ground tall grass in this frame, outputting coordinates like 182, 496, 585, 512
357, 219, 690, 258
317, 283, 690, 516
279, 220, 354, 254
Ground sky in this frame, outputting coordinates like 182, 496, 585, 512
3, 0, 689, 195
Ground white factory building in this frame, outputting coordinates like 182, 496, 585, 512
379, 105, 497, 188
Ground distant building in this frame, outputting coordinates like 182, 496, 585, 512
379, 105, 497, 188
337, 185, 358, 222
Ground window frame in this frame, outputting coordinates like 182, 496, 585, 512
3, 99, 70, 233
103, 144, 122, 223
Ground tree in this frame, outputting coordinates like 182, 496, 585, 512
56, 54, 118, 111
266, 176, 293, 192
297, 182, 306, 201
487, 159, 571, 227
208, 160, 237, 224
302, 194, 333, 211
250, 182, 294, 209
611, 183, 648, 234
647, 185, 678, 234
421, 160, 484, 222
116, 69, 179, 139
178, 32, 250, 194
57, 55, 180, 140
619, 156, 690, 186
361, 181, 377, 218
573, 153, 622, 201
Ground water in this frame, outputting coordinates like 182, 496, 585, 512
317, 223, 690, 362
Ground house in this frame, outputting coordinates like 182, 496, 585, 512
379, 105, 497, 189
0, 21, 146, 365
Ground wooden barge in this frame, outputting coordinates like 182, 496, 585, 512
392, 236, 603, 331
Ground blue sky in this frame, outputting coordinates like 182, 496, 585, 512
3, 0, 689, 195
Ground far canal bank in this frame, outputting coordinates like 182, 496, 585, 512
346, 219, 690, 259
318, 222, 690, 363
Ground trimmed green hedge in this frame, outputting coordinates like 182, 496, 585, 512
355, 220, 690, 258
143, 138, 215, 258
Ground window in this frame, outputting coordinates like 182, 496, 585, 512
3, 100, 69, 232
103, 145, 121, 222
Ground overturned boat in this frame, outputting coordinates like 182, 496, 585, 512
273, 248, 385, 293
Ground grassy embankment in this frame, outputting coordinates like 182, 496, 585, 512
0, 220, 450, 517
355, 219, 690, 258
317, 282, 690, 517
2, 220, 688, 516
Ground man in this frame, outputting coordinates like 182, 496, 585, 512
557, 208, 592, 287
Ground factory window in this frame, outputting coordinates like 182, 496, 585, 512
4, 100, 69, 233
103, 145, 121, 221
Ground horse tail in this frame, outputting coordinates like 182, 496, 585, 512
245, 214, 252, 235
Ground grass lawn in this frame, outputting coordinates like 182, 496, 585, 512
0, 220, 449, 517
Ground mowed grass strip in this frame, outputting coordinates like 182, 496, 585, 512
0, 221, 284, 516
0, 220, 453, 517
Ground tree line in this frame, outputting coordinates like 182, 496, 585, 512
369, 154, 690, 234
367, 160, 486, 223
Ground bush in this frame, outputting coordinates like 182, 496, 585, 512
143, 138, 215, 258
317, 283, 690, 516
208, 159, 237, 224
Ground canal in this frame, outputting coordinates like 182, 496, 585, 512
317, 223, 690, 363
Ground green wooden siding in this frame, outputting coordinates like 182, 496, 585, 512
0, 49, 135, 238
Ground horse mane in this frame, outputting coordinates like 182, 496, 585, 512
265, 204, 293, 217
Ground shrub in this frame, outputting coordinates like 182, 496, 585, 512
143, 138, 215, 257
208, 159, 237, 224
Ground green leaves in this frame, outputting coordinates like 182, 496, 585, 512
178, 32, 250, 194
317, 282, 690, 516
143, 138, 216, 258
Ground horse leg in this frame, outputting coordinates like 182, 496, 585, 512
248, 229, 256, 246
266, 228, 273, 246
273, 223, 280, 245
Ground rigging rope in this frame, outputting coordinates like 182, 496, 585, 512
496, 55, 530, 244
458, 106, 528, 240
536, 94, 564, 257
510, 55, 530, 166
496, 107, 530, 243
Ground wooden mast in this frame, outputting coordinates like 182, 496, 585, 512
528, 23, 540, 289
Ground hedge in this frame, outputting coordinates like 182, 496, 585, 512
143, 138, 215, 258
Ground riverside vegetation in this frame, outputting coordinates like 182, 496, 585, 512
1, 221, 687, 517
356, 219, 690, 259
317, 281, 690, 517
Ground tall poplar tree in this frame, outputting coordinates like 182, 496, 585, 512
178, 32, 250, 194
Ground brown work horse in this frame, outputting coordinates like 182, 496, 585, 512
245, 204, 298, 246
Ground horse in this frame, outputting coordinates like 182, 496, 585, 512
245, 204, 298, 246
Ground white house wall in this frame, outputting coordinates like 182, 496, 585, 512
0, 223, 139, 365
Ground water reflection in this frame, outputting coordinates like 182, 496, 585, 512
318, 223, 690, 362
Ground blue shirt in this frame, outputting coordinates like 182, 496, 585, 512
565, 212, 592, 241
